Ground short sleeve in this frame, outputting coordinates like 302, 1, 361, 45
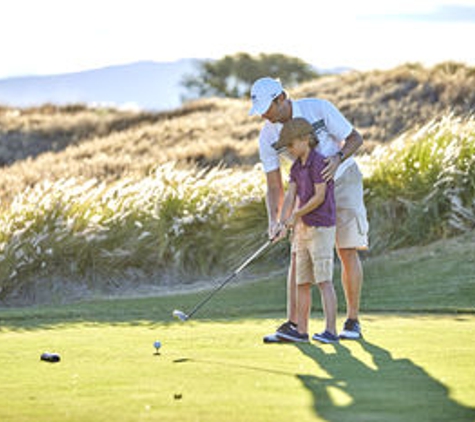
258, 122, 282, 173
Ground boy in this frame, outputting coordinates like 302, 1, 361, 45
274, 117, 339, 344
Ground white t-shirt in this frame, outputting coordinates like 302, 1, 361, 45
258, 98, 355, 180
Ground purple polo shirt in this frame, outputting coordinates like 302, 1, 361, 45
289, 148, 336, 227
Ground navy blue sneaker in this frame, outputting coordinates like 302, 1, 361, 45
312, 330, 340, 344
339, 319, 362, 340
263, 320, 297, 343
276, 327, 309, 343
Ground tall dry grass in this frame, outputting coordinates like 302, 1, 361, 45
363, 114, 475, 251
0, 62, 474, 304
0, 163, 271, 304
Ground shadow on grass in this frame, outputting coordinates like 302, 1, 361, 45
172, 356, 297, 378
296, 340, 475, 422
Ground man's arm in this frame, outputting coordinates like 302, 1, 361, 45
322, 128, 363, 181
279, 181, 297, 225
266, 169, 284, 238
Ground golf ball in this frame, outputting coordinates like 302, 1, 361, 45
154, 341, 161, 350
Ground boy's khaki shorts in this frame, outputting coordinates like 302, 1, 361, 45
292, 224, 336, 285
334, 163, 369, 250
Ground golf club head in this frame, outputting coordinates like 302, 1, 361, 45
172, 309, 189, 321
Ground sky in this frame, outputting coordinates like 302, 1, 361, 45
0, 0, 474, 79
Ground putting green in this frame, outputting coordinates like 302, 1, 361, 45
1, 315, 474, 422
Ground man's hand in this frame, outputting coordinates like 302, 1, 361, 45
269, 221, 281, 242
269, 221, 288, 243
322, 154, 342, 182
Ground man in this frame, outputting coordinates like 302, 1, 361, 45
249, 77, 368, 341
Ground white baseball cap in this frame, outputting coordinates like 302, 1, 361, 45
249, 77, 284, 116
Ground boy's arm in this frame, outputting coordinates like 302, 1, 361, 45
293, 182, 326, 221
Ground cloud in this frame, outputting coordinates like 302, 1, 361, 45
411, 4, 475, 22
364, 4, 475, 23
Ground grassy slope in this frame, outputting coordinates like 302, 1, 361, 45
361, 230, 475, 312
0, 100, 256, 206
1, 62, 474, 205
294, 62, 475, 149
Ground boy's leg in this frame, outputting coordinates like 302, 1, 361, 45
274, 230, 313, 343
313, 279, 339, 344
317, 281, 338, 336
263, 252, 298, 343
307, 226, 339, 344
274, 279, 311, 342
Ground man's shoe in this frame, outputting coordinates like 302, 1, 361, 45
339, 319, 362, 340
276, 327, 309, 343
263, 320, 297, 343
312, 330, 340, 344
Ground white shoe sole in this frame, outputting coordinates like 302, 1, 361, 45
263, 333, 284, 343
339, 330, 362, 340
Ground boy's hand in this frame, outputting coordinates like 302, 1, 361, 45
285, 213, 297, 229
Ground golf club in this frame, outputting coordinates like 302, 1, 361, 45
172, 239, 272, 321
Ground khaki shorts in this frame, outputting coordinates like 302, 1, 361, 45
334, 163, 369, 250
291, 224, 336, 285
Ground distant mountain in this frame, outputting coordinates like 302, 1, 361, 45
0, 60, 353, 111
0, 60, 198, 111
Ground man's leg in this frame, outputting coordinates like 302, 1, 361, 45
287, 252, 298, 323
337, 247, 362, 321
334, 164, 367, 339
337, 247, 363, 339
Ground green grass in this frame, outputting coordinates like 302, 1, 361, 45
0, 317, 474, 422
0, 232, 474, 421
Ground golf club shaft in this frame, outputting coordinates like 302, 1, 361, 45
233, 240, 271, 274
185, 240, 272, 320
